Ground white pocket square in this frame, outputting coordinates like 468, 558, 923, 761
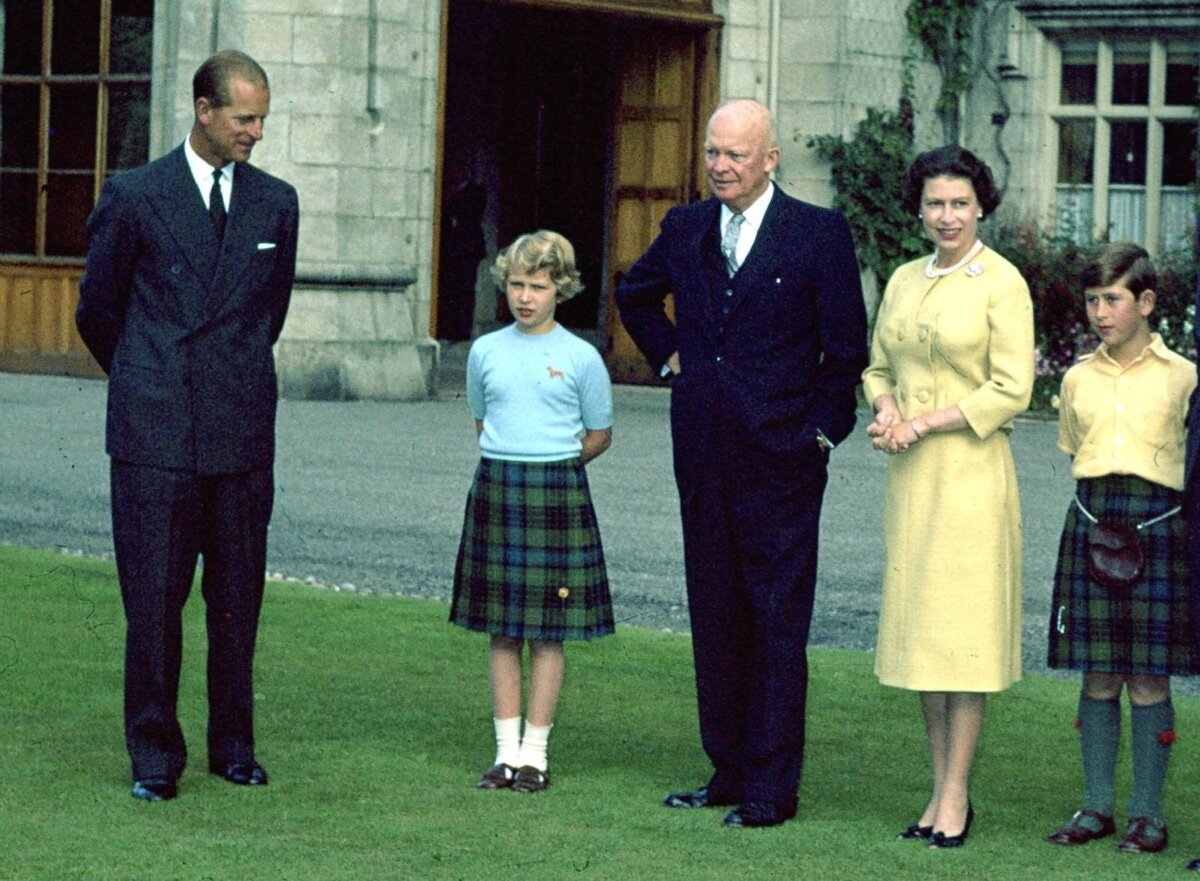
257, 242, 276, 250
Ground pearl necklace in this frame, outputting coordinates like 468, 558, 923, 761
924, 239, 984, 278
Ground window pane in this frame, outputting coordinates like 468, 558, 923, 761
1056, 186, 1093, 246
1112, 45, 1150, 105
0, 83, 40, 167
1108, 188, 1145, 243
44, 172, 91, 256
1165, 46, 1198, 106
48, 84, 97, 170
51, 0, 100, 74
1161, 189, 1193, 251
106, 82, 148, 170
1060, 43, 1097, 104
1, 0, 44, 74
1058, 119, 1094, 184
1163, 121, 1197, 187
111, 0, 153, 74
1109, 120, 1147, 185
0, 171, 36, 254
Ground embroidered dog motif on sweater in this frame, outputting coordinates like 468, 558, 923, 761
546, 366, 565, 381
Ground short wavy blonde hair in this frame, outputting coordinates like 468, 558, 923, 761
490, 230, 584, 300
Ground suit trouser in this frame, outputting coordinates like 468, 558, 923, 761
111, 460, 273, 780
679, 439, 827, 809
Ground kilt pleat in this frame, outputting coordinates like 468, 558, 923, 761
450, 457, 614, 641
1047, 474, 1195, 675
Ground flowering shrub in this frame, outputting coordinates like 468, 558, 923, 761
989, 224, 1197, 413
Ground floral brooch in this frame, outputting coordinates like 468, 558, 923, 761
965, 262, 985, 278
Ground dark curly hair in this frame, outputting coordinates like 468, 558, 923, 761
903, 146, 1002, 217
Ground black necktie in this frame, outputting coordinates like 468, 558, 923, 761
209, 168, 226, 243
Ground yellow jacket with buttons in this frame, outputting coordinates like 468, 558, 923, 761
862, 247, 1034, 436
1058, 334, 1195, 490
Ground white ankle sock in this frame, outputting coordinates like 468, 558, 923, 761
517, 722, 553, 771
494, 716, 521, 768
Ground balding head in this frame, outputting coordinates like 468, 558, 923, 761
709, 100, 777, 149
704, 100, 779, 212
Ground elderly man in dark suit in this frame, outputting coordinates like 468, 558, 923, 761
615, 99, 867, 828
76, 50, 299, 802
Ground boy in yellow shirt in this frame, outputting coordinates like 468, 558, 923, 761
1046, 242, 1196, 855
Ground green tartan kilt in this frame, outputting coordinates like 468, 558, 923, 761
450, 457, 614, 642
1047, 474, 1196, 675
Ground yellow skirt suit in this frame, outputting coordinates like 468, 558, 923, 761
863, 247, 1034, 692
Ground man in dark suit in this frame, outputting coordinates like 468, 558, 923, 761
615, 99, 867, 828
76, 50, 299, 802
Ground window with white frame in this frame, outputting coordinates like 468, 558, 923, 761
1050, 38, 1197, 253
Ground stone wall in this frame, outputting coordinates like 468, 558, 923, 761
142, 0, 1064, 400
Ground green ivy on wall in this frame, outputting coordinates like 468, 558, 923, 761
806, 0, 988, 296
808, 101, 927, 296
906, 0, 981, 144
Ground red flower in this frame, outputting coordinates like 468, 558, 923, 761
1158, 729, 1177, 746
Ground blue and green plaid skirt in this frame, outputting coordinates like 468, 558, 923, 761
1047, 474, 1195, 675
450, 457, 614, 642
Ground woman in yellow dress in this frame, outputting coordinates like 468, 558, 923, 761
863, 146, 1034, 849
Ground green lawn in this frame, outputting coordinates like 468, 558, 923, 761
2, 543, 1198, 880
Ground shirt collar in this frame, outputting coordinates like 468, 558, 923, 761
1095, 332, 1170, 369
183, 137, 235, 193
721, 181, 774, 231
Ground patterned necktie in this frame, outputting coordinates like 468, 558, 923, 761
209, 168, 227, 243
721, 213, 745, 276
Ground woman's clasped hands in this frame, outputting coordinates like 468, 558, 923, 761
866, 396, 923, 454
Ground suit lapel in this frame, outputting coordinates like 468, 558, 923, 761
682, 200, 723, 327
148, 147, 222, 292
726, 189, 789, 316
208, 163, 265, 317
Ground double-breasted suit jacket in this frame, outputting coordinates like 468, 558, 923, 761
615, 187, 867, 809
78, 145, 298, 473
77, 144, 298, 780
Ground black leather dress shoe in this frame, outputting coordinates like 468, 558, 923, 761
663, 786, 738, 809
209, 760, 268, 786
898, 822, 933, 840
929, 803, 974, 849
131, 777, 177, 801
723, 801, 797, 828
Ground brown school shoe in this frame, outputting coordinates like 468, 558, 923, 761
475, 763, 516, 790
1047, 809, 1116, 845
511, 765, 550, 793
1118, 816, 1168, 854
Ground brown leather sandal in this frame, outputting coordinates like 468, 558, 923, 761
475, 763, 516, 789
511, 765, 550, 793
1048, 808, 1116, 846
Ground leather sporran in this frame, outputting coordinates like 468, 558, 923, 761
1086, 521, 1144, 589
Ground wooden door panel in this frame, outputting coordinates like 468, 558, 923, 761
605, 27, 704, 384
0, 265, 104, 377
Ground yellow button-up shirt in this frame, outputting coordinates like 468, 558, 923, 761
1058, 333, 1195, 490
